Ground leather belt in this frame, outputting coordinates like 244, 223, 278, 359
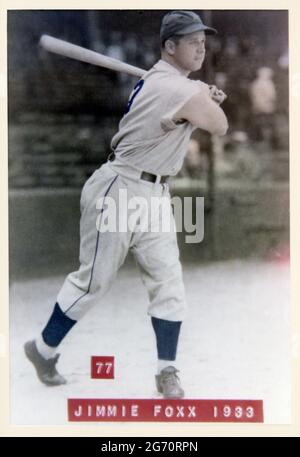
108, 152, 169, 184
140, 171, 169, 184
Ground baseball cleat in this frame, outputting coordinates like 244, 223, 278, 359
155, 366, 185, 399
24, 340, 67, 386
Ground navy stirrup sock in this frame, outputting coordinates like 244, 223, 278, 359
42, 303, 77, 348
151, 316, 182, 361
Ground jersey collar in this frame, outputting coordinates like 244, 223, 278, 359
153, 59, 185, 76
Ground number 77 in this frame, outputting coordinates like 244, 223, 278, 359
96, 362, 113, 375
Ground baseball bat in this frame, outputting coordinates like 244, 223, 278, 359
39, 34, 145, 78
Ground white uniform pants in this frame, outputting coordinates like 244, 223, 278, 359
57, 160, 187, 322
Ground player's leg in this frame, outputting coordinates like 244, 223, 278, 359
132, 189, 186, 398
25, 164, 131, 385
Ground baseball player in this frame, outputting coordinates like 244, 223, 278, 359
24, 11, 228, 399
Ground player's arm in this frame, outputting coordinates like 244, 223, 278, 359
174, 91, 229, 136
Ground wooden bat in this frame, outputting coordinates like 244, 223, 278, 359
39, 34, 145, 78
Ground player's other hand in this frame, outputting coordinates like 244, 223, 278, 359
209, 85, 227, 105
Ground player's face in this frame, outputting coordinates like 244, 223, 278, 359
172, 31, 206, 74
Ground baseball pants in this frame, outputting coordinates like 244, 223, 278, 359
56, 159, 187, 322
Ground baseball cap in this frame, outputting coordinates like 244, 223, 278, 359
160, 10, 217, 43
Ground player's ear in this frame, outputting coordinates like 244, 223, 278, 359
164, 39, 177, 55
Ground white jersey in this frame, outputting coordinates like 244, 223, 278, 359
110, 59, 206, 176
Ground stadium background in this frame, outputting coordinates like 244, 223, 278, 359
8, 10, 289, 278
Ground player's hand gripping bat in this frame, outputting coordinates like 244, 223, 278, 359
209, 85, 227, 105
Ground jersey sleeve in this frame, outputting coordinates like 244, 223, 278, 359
160, 78, 207, 132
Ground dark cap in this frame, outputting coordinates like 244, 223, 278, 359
160, 10, 217, 43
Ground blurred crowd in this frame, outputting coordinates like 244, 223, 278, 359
181, 35, 288, 182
